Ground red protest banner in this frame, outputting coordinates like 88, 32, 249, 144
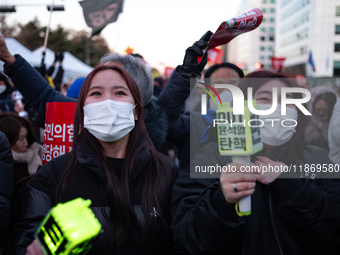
207, 48, 225, 64
42, 102, 76, 165
197, 8, 263, 63
271, 57, 285, 71
208, 8, 263, 50
164, 67, 175, 78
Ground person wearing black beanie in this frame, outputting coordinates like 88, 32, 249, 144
204, 62, 244, 79
203, 62, 244, 110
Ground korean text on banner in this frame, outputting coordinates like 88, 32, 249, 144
42, 102, 77, 165
271, 57, 285, 71
208, 8, 263, 50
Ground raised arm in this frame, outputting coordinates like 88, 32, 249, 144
0, 36, 75, 117
158, 32, 210, 149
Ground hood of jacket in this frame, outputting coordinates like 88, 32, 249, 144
305, 86, 337, 144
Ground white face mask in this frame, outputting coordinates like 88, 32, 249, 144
209, 90, 233, 110
0, 85, 6, 94
258, 104, 298, 146
84, 99, 136, 142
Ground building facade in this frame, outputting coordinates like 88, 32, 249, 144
276, 0, 340, 77
227, 0, 276, 74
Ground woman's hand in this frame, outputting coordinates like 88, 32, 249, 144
220, 163, 256, 204
0, 33, 16, 66
25, 239, 45, 255
14, 101, 25, 113
252, 156, 286, 184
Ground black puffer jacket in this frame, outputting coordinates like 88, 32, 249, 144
0, 131, 14, 247
171, 144, 340, 255
5, 137, 180, 255
158, 67, 192, 167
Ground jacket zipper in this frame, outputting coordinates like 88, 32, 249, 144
269, 194, 283, 255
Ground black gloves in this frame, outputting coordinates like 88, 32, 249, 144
54, 52, 59, 63
179, 31, 213, 79
58, 52, 64, 62
54, 52, 64, 62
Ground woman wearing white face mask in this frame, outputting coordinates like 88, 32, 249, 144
171, 70, 340, 255
6, 65, 181, 255
220, 72, 340, 254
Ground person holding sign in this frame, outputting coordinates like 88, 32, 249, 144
171, 70, 340, 254
4, 65, 180, 255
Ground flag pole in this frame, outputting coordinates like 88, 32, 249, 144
40, 0, 55, 68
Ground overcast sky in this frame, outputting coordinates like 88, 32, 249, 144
2, 0, 240, 72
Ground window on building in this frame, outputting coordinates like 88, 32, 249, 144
269, 35, 275, 41
262, 0, 266, 3
260, 46, 265, 51
262, 8, 266, 13
270, 0, 275, 3
336, 6, 340, 16
260, 55, 265, 60
268, 46, 273, 51
335, 43, 340, 52
334, 61, 340, 76
336, 25, 340, 35
261, 27, 266, 32
260, 36, 265, 41
263, 17, 266, 23
269, 27, 275, 33
270, 8, 275, 13
270, 18, 275, 23
268, 55, 272, 60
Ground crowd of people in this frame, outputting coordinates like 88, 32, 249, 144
0, 30, 340, 255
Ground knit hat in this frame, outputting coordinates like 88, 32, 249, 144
66, 77, 85, 99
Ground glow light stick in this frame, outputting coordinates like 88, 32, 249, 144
35, 198, 102, 255
216, 101, 263, 216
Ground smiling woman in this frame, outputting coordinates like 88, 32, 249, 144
6, 65, 180, 255
0, 112, 42, 177
170, 70, 340, 255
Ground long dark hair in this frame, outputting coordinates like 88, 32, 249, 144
238, 70, 308, 159
58, 65, 175, 250
0, 112, 38, 147
0, 112, 39, 185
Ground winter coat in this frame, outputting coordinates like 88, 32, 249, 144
328, 99, 340, 164
3, 55, 168, 151
158, 66, 214, 167
171, 143, 340, 255
158, 67, 191, 167
0, 131, 14, 247
1, 142, 43, 249
5, 137, 180, 255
